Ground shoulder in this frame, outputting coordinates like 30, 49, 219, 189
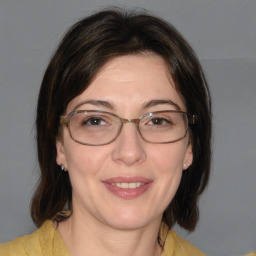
0, 220, 54, 256
163, 230, 207, 256
0, 231, 42, 256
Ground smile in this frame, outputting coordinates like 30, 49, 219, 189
111, 182, 145, 189
102, 177, 153, 199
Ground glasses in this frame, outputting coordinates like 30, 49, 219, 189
60, 110, 196, 146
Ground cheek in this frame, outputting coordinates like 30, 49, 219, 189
145, 144, 186, 213
64, 142, 110, 176
149, 142, 187, 173
63, 145, 110, 199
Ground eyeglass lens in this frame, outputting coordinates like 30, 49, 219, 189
68, 111, 188, 145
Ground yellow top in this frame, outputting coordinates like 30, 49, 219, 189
0, 220, 206, 255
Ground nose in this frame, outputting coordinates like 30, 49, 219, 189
112, 122, 147, 166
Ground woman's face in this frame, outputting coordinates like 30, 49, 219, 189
56, 54, 193, 230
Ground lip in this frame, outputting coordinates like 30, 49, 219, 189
102, 176, 153, 200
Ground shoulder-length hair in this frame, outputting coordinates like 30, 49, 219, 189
31, 8, 212, 231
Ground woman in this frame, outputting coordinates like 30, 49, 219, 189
0, 8, 212, 255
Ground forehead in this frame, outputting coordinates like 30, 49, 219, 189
67, 54, 186, 112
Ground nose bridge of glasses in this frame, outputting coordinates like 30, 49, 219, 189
120, 117, 140, 126
117, 118, 142, 142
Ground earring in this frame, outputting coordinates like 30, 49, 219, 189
183, 163, 189, 169
60, 164, 65, 171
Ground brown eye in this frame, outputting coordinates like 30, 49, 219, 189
148, 117, 171, 126
82, 117, 107, 126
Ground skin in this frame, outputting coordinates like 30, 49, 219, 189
56, 53, 193, 256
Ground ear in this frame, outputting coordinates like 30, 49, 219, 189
56, 139, 67, 170
183, 143, 193, 170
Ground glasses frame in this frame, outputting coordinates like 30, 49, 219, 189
60, 110, 197, 146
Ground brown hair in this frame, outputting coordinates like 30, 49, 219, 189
31, 8, 212, 231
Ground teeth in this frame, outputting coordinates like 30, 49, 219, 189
111, 182, 145, 189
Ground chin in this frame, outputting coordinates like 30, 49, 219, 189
103, 207, 160, 231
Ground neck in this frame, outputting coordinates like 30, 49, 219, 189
57, 210, 163, 256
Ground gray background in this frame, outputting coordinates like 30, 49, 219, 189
0, 1, 255, 255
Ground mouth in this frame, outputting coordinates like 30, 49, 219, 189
110, 182, 145, 189
102, 177, 153, 199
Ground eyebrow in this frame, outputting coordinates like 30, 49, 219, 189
73, 100, 115, 111
73, 99, 181, 112
142, 99, 181, 110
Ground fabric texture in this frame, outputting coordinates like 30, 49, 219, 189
0, 220, 207, 256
